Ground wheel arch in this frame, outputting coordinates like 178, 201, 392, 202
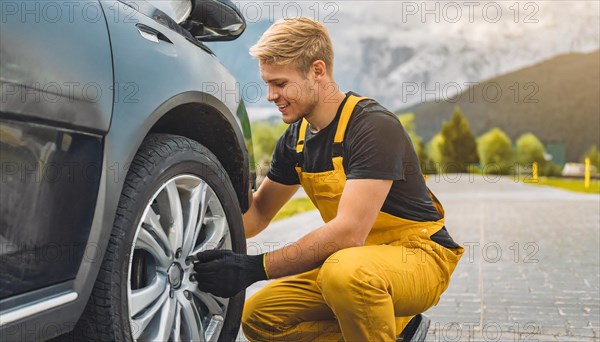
142, 92, 253, 212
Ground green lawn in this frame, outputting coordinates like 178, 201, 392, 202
272, 197, 317, 222
528, 177, 600, 194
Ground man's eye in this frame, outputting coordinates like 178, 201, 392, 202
275, 82, 286, 87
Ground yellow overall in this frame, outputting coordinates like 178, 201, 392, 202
242, 95, 464, 341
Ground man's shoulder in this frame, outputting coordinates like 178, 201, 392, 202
349, 98, 402, 130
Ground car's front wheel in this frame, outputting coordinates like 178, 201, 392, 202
76, 134, 245, 341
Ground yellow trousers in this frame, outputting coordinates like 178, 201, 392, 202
242, 239, 463, 341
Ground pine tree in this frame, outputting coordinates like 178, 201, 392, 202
440, 106, 479, 172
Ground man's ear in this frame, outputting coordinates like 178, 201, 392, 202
311, 60, 327, 81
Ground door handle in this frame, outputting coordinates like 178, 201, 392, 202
136, 24, 173, 44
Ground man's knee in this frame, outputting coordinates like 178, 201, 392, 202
242, 292, 295, 340
242, 294, 275, 338
317, 248, 386, 303
241, 295, 255, 330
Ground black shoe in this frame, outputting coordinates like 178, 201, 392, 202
396, 314, 431, 342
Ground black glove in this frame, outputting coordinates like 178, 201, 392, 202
192, 249, 268, 298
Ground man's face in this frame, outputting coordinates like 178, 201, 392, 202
260, 62, 318, 124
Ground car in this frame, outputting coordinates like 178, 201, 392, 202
0, 0, 255, 341
561, 162, 599, 178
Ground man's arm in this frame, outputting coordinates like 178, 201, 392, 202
264, 178, 392, 278
192, 178, 391, 298
243, 177, 300, 238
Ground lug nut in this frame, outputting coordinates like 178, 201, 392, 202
184, 290, 191, 300
175, 248, 182, 259
185, 256, 196, 265
189, 274, 197, 282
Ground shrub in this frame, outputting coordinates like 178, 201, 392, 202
477, 128, 514, 175
251, 121, 287, 164
400, 113, 436, 174
516, 133, 546, 167
427, 133, 445, 173
539, 162, 563, 177
581, 144, 600, 170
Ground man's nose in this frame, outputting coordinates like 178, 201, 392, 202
266, 87, 279, 102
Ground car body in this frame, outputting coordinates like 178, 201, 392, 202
0, 0, 254, 340
561, 162, 599, 178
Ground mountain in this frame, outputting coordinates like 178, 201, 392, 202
207, 1, 599, 112
204, 2, 600, 159
398, 51, 600, 162
342, 1, 600, 110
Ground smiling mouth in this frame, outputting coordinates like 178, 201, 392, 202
277, 104, 289, 110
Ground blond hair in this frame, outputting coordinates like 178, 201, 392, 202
249, 17, 334, 76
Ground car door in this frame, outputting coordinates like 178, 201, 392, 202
0, 0, 113, 299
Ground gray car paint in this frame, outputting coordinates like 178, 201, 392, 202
0, 0, 253, 340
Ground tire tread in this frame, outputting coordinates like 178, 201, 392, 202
72, 134, 244, 342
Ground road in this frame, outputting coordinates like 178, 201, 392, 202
240, 175, 600, 341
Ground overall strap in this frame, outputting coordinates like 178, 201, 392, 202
296, 119, 309, 154
334, 95, 370, 144
332, 95, 370, 157
295, 95, 371, 166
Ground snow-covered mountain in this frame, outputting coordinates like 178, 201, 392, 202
207, 1, 600, 119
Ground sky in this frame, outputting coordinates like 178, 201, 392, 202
208, 1, 600, 121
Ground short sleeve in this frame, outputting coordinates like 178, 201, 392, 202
267, 129, 300, 185
344, 110, 408, 181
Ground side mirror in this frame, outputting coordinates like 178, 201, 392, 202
182, 0, 246, 41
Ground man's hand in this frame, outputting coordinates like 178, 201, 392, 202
193, 250, 268, 298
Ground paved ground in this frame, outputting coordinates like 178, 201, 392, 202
239, 175, 600, 341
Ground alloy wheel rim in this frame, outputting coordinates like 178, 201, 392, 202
127, 174, 231, 341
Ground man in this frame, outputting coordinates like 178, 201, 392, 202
193, 17, 464, 341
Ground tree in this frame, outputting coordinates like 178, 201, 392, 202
477, 128, 513, 174
399, 114, 421, 154
439, 106, 479, 172
250, 121, 287, 182
515, 133, 546, 167
427, 133, 444, 173
581, 144, 600, 170
399, 113, 436, 174
251, 121, 287, 164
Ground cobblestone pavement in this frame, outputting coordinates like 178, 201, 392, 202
240, 175, 600, 341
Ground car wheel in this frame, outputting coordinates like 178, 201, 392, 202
75, 133, 245, 341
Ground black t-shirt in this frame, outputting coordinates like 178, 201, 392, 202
267, 92, 460, 248
268, 92, 441, 222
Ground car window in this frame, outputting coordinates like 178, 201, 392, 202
146, 0, 192, 23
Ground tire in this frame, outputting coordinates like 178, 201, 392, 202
74, 134, 246, 341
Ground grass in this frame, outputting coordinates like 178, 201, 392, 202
272, 197, 317, 222
528, 177, 600, 194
